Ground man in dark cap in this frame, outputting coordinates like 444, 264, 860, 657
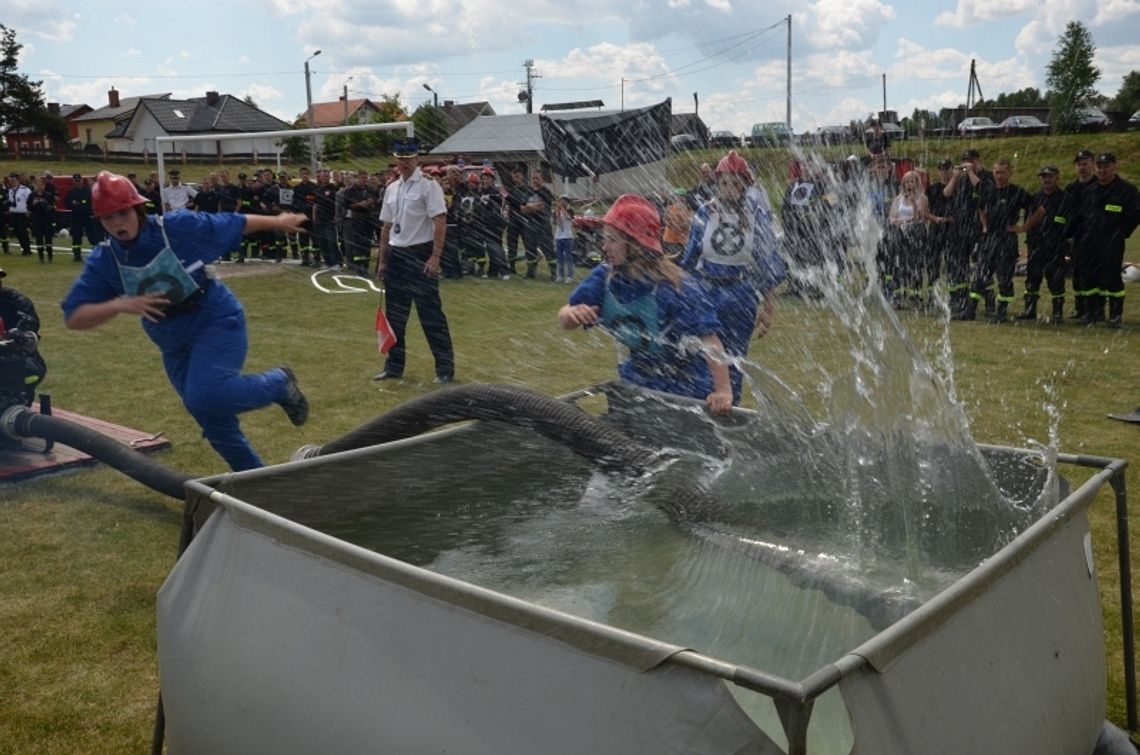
1014, 166, 1069, 323
944, 149, 994, 319
163, 168, 197, 212
925, 159, 958, 306
64, 173, 102, 261
1074, 152, 1140, 327
373, 139, 455, 383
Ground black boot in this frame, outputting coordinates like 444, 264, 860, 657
953, 297, 977, 321
1016, 296, 1037, 320
1107, 297, 1124, 329
990, 301, 1009, 323
1084, 295, 1105, 325
1051, 298, 1064, 324
1071, 296, 1086, 320
983, 291, 996, 316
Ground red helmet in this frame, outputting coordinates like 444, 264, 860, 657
603, 194, 662, 255
92, 171, 147, 217
716, 150, 752, 180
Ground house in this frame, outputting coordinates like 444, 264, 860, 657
102, 91, 292, 159
3, 103, 92, 153
432, 102, 670, 200
426, 101, 495, 147
72, 88, 172, 154
306, 97, 387, 128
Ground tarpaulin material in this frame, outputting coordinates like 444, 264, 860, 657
540, 99, 672, 178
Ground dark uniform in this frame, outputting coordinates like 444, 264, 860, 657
1, 180, 11, 255
522, 180, 555, 280
236, 175, 259, 262
947, 161, 994, 319
1019, 173, 1070, 322
442, 176, 471, 279
191, 185, 220, 213
291, 176, 319, 266
28, 187, 55, 263
780, 175, 836, 298
971, 177, 1031, 322
343, 176, 377, 275
504, 173, 530, 274
215, 177, 241, 262
311, 176, 340, 268
0, 270, 46, 408
473, 177, 510, 278
925, 164, 956, 301
1076, 154, 1140, 327
64, 179, 102, 261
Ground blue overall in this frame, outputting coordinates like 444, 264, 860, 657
61, 211, 289, 471
680, 191, 785, 403
568, 264, 721, 400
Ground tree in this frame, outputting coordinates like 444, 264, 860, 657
1045, 21, 1101, 134
0, 24, 62, 147
412, 104, 448, 149
1113, 71, 1140, 115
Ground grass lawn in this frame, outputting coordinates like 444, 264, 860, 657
1, 136, 1139, 751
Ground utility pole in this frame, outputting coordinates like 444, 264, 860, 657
343, 76, 353, 126
304, 49, 321, 172
521, 59, 539, 114
965, 59, 984, 116
786, 14, 792, 129
882, 73, 887, 120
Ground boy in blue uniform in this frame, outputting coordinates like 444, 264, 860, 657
60, 171, 310, 471
559, 194, 732, 415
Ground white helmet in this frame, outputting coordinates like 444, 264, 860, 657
1123, 264, 1140, 284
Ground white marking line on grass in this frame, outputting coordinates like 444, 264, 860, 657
309, 268, 383, 294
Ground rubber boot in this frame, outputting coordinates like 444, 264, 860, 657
953, 296, 977, 321
983, 290, 996, 317
1051, 298, 1064, 325
990, 301, 1009, 323
1106, 298, 1124, 329
1071, 295, 1086, 320
1084, 295, 1105, 325
1016, 296, 1037, 320
525, 261, 537, 279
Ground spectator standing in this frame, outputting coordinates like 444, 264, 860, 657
887, 170, 931, 307
945, 149, 994, 319
0, 176, 9, 255
1076, 153, 1140, 328
925, 160, 957, 306
780, 160, 838, 299
965, 159, 1031, 323
680, 150, 786, 404
344, 170, 377, 275
522, 171, 556, 280
1013, 166, 1070, 323
7, 173, 33, 256
1065, 149, 1098, 321
504, 167, 529, 275
162, 169, 197, 212
28, 177, 55, 263
373, 140, 455, 384
441, 166, 470, 279
554, 195, 575, 283
473, 168, 510, 279
65, 174, 103, 262
311, 169, 341, 268
291, 167, 318, 266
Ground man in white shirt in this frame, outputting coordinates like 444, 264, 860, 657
162, 169, 198, 212
6, 173, 33, 255
373, 140, 454, 383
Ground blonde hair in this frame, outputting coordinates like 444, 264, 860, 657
615, 230, 683, 290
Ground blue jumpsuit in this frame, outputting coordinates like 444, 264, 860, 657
680, 190, 785, 404
61, 211, 290, 471
568, 264, 722, 400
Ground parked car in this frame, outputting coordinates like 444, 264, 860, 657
1129, 111, 1140, 131
998, 115, 1049, 135
709, 130, 740, 149
670, 133, 702, 153
1078, 106, 1111, 131
866, 122, 906, 142
957, 116, 997, 136
750, 122, 793, 147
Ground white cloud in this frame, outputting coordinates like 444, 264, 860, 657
123, 49, 143, 59
934, 0, 1038, 28
794, 0, 895, 51
1093, 0, 1140, 24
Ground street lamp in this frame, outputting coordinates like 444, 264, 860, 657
343, 76, 354, 126
422, 82, 438, 108
304, 49, 322, 172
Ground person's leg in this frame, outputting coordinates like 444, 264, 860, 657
407, 248, 455, 379
69, 222, 84, 261
380, 250, 416, 376
714, 282, 760, 405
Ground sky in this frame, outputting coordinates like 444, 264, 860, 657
7, 0, 1139, 137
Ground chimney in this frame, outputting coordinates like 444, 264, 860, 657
109, 88, 120, 108
206, 91, 220, 106
48, 102, 60, 116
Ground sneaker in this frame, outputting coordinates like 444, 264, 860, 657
500, 274, 511, 281
433, 374, 454, 384
553, 276, 563, 283
276, 367, 309, 426
372, 371, 402, 381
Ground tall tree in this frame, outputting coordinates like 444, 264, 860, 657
1045, 21, 1101, 134
0, 24, 56, 140
1113, 71, 1140, 115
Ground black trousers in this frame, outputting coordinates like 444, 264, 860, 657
382, 243, 454, 379
1024, 240, 1066, 301
9, 213, 31, 254
971, 233, 1018, 304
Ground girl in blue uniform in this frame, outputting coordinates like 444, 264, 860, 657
680, 150, 786, 404
61, 171, 310, 471
558, 194, 733, 415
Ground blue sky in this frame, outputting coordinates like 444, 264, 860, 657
9, 0, 1139, 136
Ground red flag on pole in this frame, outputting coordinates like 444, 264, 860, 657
376, 303, 396, 354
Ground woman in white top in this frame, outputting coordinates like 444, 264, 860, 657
887, 170, 931, 308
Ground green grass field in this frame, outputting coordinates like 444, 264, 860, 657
1, 136, 1139, 751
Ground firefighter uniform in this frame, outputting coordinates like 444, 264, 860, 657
1076, 153, 1140, 327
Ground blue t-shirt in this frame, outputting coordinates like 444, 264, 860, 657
60, 210, 247, 351
568, 264, 721, 399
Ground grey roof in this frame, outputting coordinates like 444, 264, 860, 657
106, 94, 291, 138
74, 94, 171, 121
432, 110, 614, 156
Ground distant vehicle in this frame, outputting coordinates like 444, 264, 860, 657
866, 122, 906, 141
814, 125, 852, 145
670, 133, 702, 153
750, 121, 793, 147
1129, 111, 1140, 130
957, 116, 997, 135
998, 115, 1049, 135
1078, 106, 1111, 131
709, 130, 740, 149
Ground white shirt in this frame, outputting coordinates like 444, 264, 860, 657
163, 183, 197, 211
8, 184, 31, 214
379, 168, 446, 248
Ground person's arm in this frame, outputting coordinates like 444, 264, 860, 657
65, 292, 172, 329
699, 333, 733, 415
942, 171, 959, 199
557, 302, 600, 329
423, 213, 446, 276
754, 290, 776, 338
242, 212, 308, 235
1012, 205, 1045, 235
